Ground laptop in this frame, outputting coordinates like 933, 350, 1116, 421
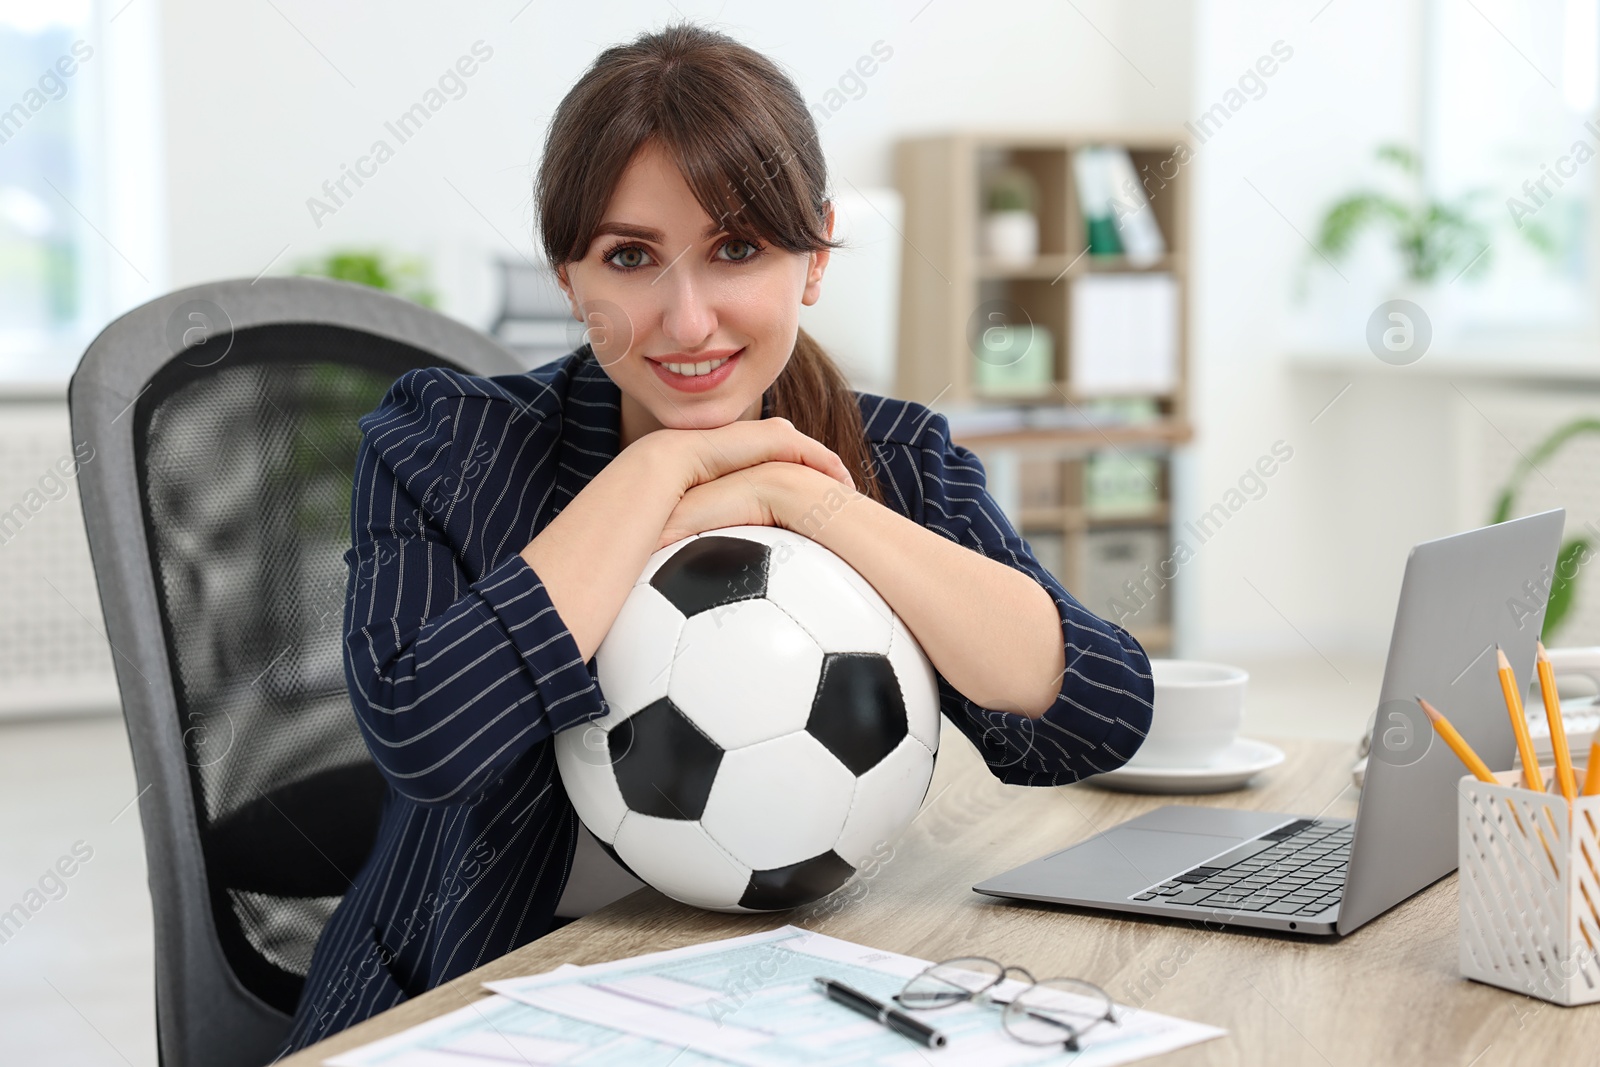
973, 509, 1566, 936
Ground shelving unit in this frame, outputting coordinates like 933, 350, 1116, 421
892, 130, 1191, 656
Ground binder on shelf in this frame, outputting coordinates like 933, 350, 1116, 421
1100, 146, 1167, 266
1071, 145, 1168, 264
1069, 272, 1179, 396
1071, 146, 1123, 256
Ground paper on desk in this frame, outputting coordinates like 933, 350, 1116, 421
486, 926, 1224, 1067
324, 967, 727, 1067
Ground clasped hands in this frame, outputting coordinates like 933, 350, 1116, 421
647, 418, 864, 552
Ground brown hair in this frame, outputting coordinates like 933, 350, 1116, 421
535, 21, 886, 504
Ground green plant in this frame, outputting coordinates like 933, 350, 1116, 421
986, 167, 1038, 214
1490, 416, 1600, 641
283, 248, 438, 539
1313, 144, 1505, 284
293, 248, 438, 308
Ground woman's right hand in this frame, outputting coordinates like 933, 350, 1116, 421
638, 417, 858, 496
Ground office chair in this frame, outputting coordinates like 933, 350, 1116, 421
69, 277, 525, 1067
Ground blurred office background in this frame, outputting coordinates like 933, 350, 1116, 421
2, 0, 1598, 1061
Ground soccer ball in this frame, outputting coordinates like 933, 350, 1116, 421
554, 525, 941, 913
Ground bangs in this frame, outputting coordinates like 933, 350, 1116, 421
654, 115, 832, 255
542, 31, 839, 265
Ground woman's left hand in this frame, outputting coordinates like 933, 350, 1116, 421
655, 461, 804, 551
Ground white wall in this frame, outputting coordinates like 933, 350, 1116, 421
1180, 0, 1443, 668
154, 0, 1192, 325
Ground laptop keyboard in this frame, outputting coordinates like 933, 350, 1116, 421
1130, 818, 1352, 917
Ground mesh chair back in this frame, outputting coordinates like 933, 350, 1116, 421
70, 278, 524, 1067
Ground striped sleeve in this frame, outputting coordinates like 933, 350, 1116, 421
913, 412, 1154, 786
341, 369, 605, 806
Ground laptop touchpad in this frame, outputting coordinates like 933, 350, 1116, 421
978, 827, 1247, 900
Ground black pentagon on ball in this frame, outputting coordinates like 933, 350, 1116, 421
649, 535, 770, 618
805, 652, 908, 776
739, 850, 856, 911
609, 698, 723, 820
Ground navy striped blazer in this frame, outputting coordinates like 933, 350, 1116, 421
280, 345, 1153, 1051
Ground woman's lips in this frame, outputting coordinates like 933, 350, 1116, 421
649, 350, 741, 393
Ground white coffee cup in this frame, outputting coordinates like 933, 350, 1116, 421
1125, 659, 1248, 769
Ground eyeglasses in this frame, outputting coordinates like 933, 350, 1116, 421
891, 956, 1118, 1051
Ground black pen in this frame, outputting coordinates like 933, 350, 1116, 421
813, 976, 948, 1049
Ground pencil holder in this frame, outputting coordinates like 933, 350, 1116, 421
1458, 767, 1600, 1006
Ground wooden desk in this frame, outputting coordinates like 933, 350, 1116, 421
282, 727, 1594, 1065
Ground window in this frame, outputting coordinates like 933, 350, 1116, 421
0, 0, 104, 379
1424, 0, 1599, 342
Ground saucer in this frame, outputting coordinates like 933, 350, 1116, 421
1092, 737, 1286, 794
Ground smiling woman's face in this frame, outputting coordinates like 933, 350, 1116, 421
555, 138, 832, 450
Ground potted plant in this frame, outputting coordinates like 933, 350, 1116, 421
981, 167, 1040, 266
292, 248, 439, 308
1313, 145, 1499, 296
1491, 416, 1600, 643
282, 247, 440, 536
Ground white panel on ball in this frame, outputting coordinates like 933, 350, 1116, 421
668, 600, 822, 751
834, 735, 936, 868
767, 539, 893, 654
700, 732, 857, 871
553, 727, 631, 844
806, 537, 896, 614
798, 536, 892, 617
888, 615, 942, 754
612, 812, 752, 912
592, 582, 685, 724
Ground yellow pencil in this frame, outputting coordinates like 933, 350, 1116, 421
1497, 646, 1545, 792
1585, 740, 1600, 797
1423, 694, 1551, 872
1416, 696, 1496, 782
1536, 641, 1578, 802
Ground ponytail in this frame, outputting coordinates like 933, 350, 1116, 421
762, 329, 887, 506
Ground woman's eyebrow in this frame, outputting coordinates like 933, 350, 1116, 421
593, 220, 727, 242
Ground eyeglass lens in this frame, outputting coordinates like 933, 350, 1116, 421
1002, 978, 1116, 1047
895, 957, 1004, 1008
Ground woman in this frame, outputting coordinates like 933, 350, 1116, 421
280, 21, 1153, 1052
